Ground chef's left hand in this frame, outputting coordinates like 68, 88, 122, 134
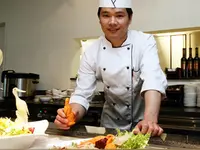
133, 120, 163, 137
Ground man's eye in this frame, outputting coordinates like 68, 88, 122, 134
102, 14, 109, 17
117, 15, 124, 18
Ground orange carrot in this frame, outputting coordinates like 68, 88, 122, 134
64, 98, 76, 126
78, 136, 106, 147
105, 143, 117, 149
106, 134, 115, 144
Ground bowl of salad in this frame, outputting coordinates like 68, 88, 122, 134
0, 118, 49, 149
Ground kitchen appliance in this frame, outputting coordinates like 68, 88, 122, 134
162, 85, 184, 107
165, 68, 181, 79
1, 70, 39, 98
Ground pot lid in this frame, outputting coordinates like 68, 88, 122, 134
6, 73, 39, 79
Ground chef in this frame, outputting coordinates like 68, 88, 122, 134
54, 0, 167, 136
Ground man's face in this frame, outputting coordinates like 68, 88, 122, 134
99, 8, 132, 41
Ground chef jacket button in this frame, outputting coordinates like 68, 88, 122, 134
127, 104, 130, 108
126, 87, 130, 90
117, 118, 120, 120
127, 47, 130, 50
103, 68, 106, 71
127, 66, 129, 70
112, 103, 116, 106
107, 86, 110, 89
103, 47, 106, 50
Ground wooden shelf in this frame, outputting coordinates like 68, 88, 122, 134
168, 79, 200, 85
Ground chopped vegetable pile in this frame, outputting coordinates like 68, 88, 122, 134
52, 129, 150, 149
0, 118, 34, 136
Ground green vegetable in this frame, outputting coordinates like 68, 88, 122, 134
114, 129, 150, 149
71, 142, 78, 147
0, 118, 32, 136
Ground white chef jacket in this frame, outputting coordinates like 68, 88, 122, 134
70, 30, 167, 130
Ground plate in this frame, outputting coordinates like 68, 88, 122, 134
47, 138, 92, 149
0, 120, 49, 149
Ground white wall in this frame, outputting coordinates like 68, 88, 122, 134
0, 0, 100, 90
132, 0, 200, 31
0, 0, 200, 90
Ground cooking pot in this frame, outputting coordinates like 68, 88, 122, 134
1, 70, 39, 98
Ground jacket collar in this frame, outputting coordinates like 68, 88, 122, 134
101, 30, 132, 48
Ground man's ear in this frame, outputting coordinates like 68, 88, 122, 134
129, 14, 133, 25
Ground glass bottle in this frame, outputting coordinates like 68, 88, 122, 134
187, 48, 193, 78
193, 47, 199, 77
181, 48, 187, 78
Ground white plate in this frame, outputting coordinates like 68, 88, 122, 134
47, 138, 92, 149
0, 120, 49, 149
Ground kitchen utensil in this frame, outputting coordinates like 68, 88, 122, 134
85, 125, 106, 134
1, 70, 39, 98
40, 96, 52, 103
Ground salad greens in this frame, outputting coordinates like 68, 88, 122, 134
0, 118, 32, 136
52, 129, 151, 149
114, 129, 151, 149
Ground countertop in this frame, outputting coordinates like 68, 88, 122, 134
41, 122, 200, 149
1, 99, 200, 131
1, 98, 200, 149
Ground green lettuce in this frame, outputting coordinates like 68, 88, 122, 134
114, 129, 150, 149
0, 118, 32, 136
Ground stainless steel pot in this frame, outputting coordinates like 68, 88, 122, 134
1, 70, 39, 98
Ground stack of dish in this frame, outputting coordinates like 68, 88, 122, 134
184, 84, 196, 107
196, 84, 200, 107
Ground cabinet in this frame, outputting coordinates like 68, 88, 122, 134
153, 28, 200, 72
154, 34, 185, 70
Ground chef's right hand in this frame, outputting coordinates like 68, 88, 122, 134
54, 108, 71, 130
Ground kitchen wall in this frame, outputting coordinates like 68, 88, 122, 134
0, 0, 200, 90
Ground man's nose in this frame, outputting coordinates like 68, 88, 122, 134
109, 16, 117, 25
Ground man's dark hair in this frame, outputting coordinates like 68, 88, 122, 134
97, 7, 133, 19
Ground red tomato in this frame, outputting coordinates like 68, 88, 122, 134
28, 127, 35, 133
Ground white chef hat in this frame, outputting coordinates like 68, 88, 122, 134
99, 0, 132, 8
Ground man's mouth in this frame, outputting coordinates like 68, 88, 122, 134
108, 28, 119, 33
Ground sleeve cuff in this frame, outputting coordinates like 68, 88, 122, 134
141, 80, 167, 99
69, 95, 90, 111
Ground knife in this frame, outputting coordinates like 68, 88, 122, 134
85, 125, 106, 134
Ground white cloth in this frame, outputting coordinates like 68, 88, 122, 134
99, 0, 132, 8
0, 49, 3, 66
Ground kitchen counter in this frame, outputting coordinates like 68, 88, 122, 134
1, 99, 200, 132
1, 98, 200, 149
38, 122, 200, 149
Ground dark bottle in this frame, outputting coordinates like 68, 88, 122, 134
193, 47, 199, 77
181, 48, 187, 78
187, 47, 193, 78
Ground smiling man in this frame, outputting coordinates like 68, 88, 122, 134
54, 0, 167, 137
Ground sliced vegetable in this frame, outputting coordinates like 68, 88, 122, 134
114, 130, 151, 149
0, 118, 33, 136
28, 127, 35, 134
52, 129, 150, 149
64, 98, 75, 126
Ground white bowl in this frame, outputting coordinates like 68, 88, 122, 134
0, 134, 47, 149
40, 96, 51, 103
0, 120, 49, 149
